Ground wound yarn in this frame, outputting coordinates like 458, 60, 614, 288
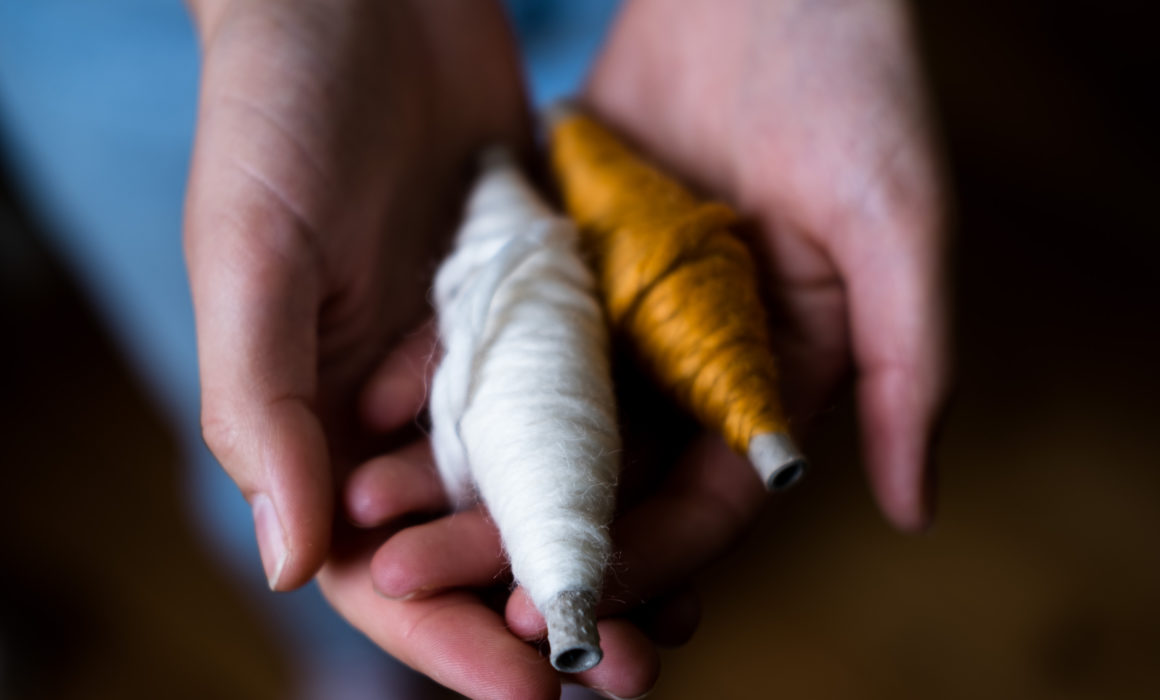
428, 148, 619, 673
548, 108, 807, 491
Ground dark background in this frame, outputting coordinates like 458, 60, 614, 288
2, 2, 1157, 698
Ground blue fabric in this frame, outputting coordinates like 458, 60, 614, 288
0, 0, 201, 427
504, 0, 622, 104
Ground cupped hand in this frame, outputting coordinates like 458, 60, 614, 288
352, 0, 949, 691
186, 0, 949, 695
185, 0, 528, 590
584, 0, 951, 532
179, 0, 615, 696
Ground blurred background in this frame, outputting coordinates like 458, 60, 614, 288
1, 1, 1157, 698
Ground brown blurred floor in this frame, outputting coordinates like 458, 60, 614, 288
2, 2, 1158, 699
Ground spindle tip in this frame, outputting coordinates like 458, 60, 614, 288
543, 590, 603, 673
748, 432, 808, 491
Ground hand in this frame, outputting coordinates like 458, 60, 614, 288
582, 0, 951, 531
181, 0, 599, 696
354, 1, 948, 693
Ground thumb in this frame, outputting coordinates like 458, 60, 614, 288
185, 147, 333, 591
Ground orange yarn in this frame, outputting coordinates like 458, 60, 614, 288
549, 110, 790, 457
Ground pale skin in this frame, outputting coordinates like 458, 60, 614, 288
184, 0, 949, 698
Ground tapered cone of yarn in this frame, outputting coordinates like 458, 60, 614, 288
428, 147, 619, 673
548, 109, 806, 491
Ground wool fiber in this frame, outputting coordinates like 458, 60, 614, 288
429, 148, 619, 672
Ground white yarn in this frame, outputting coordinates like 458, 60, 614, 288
429, 148, 620, 623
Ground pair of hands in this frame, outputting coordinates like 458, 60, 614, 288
183, 0, 949, 697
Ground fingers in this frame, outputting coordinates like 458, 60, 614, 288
856, 362, 947, 532
324, 539, 661, 699
184, 51, 344, 588
838, 204, 951, 533
570, 619, 661, 699
344, 440, 506, 600
370, 507, 506, 599
185, 165, 334, 590
359, 322, 439, 433
603, 437, 764, 605
188, 262, 333, 590
336, 455, 661, 698
507, 584, 701, 650
344, 441, 449, 527
503, 434, 754, 640
376, 435, 759, 610
503, 599, 663, 698
344, 441, 503, 599
318, 544, 559, 700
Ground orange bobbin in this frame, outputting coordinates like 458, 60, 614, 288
548, 107, 806, 491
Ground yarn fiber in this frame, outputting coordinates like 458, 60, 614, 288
549, 109, 805, 489
428, 148, 619, 672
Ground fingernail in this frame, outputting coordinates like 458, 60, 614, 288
252, 493, 288, 589
598, 691, 651, 700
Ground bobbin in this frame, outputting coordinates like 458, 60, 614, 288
429, 146, 618, 675
547, 105, 811, 493
748, 432, 807, 491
